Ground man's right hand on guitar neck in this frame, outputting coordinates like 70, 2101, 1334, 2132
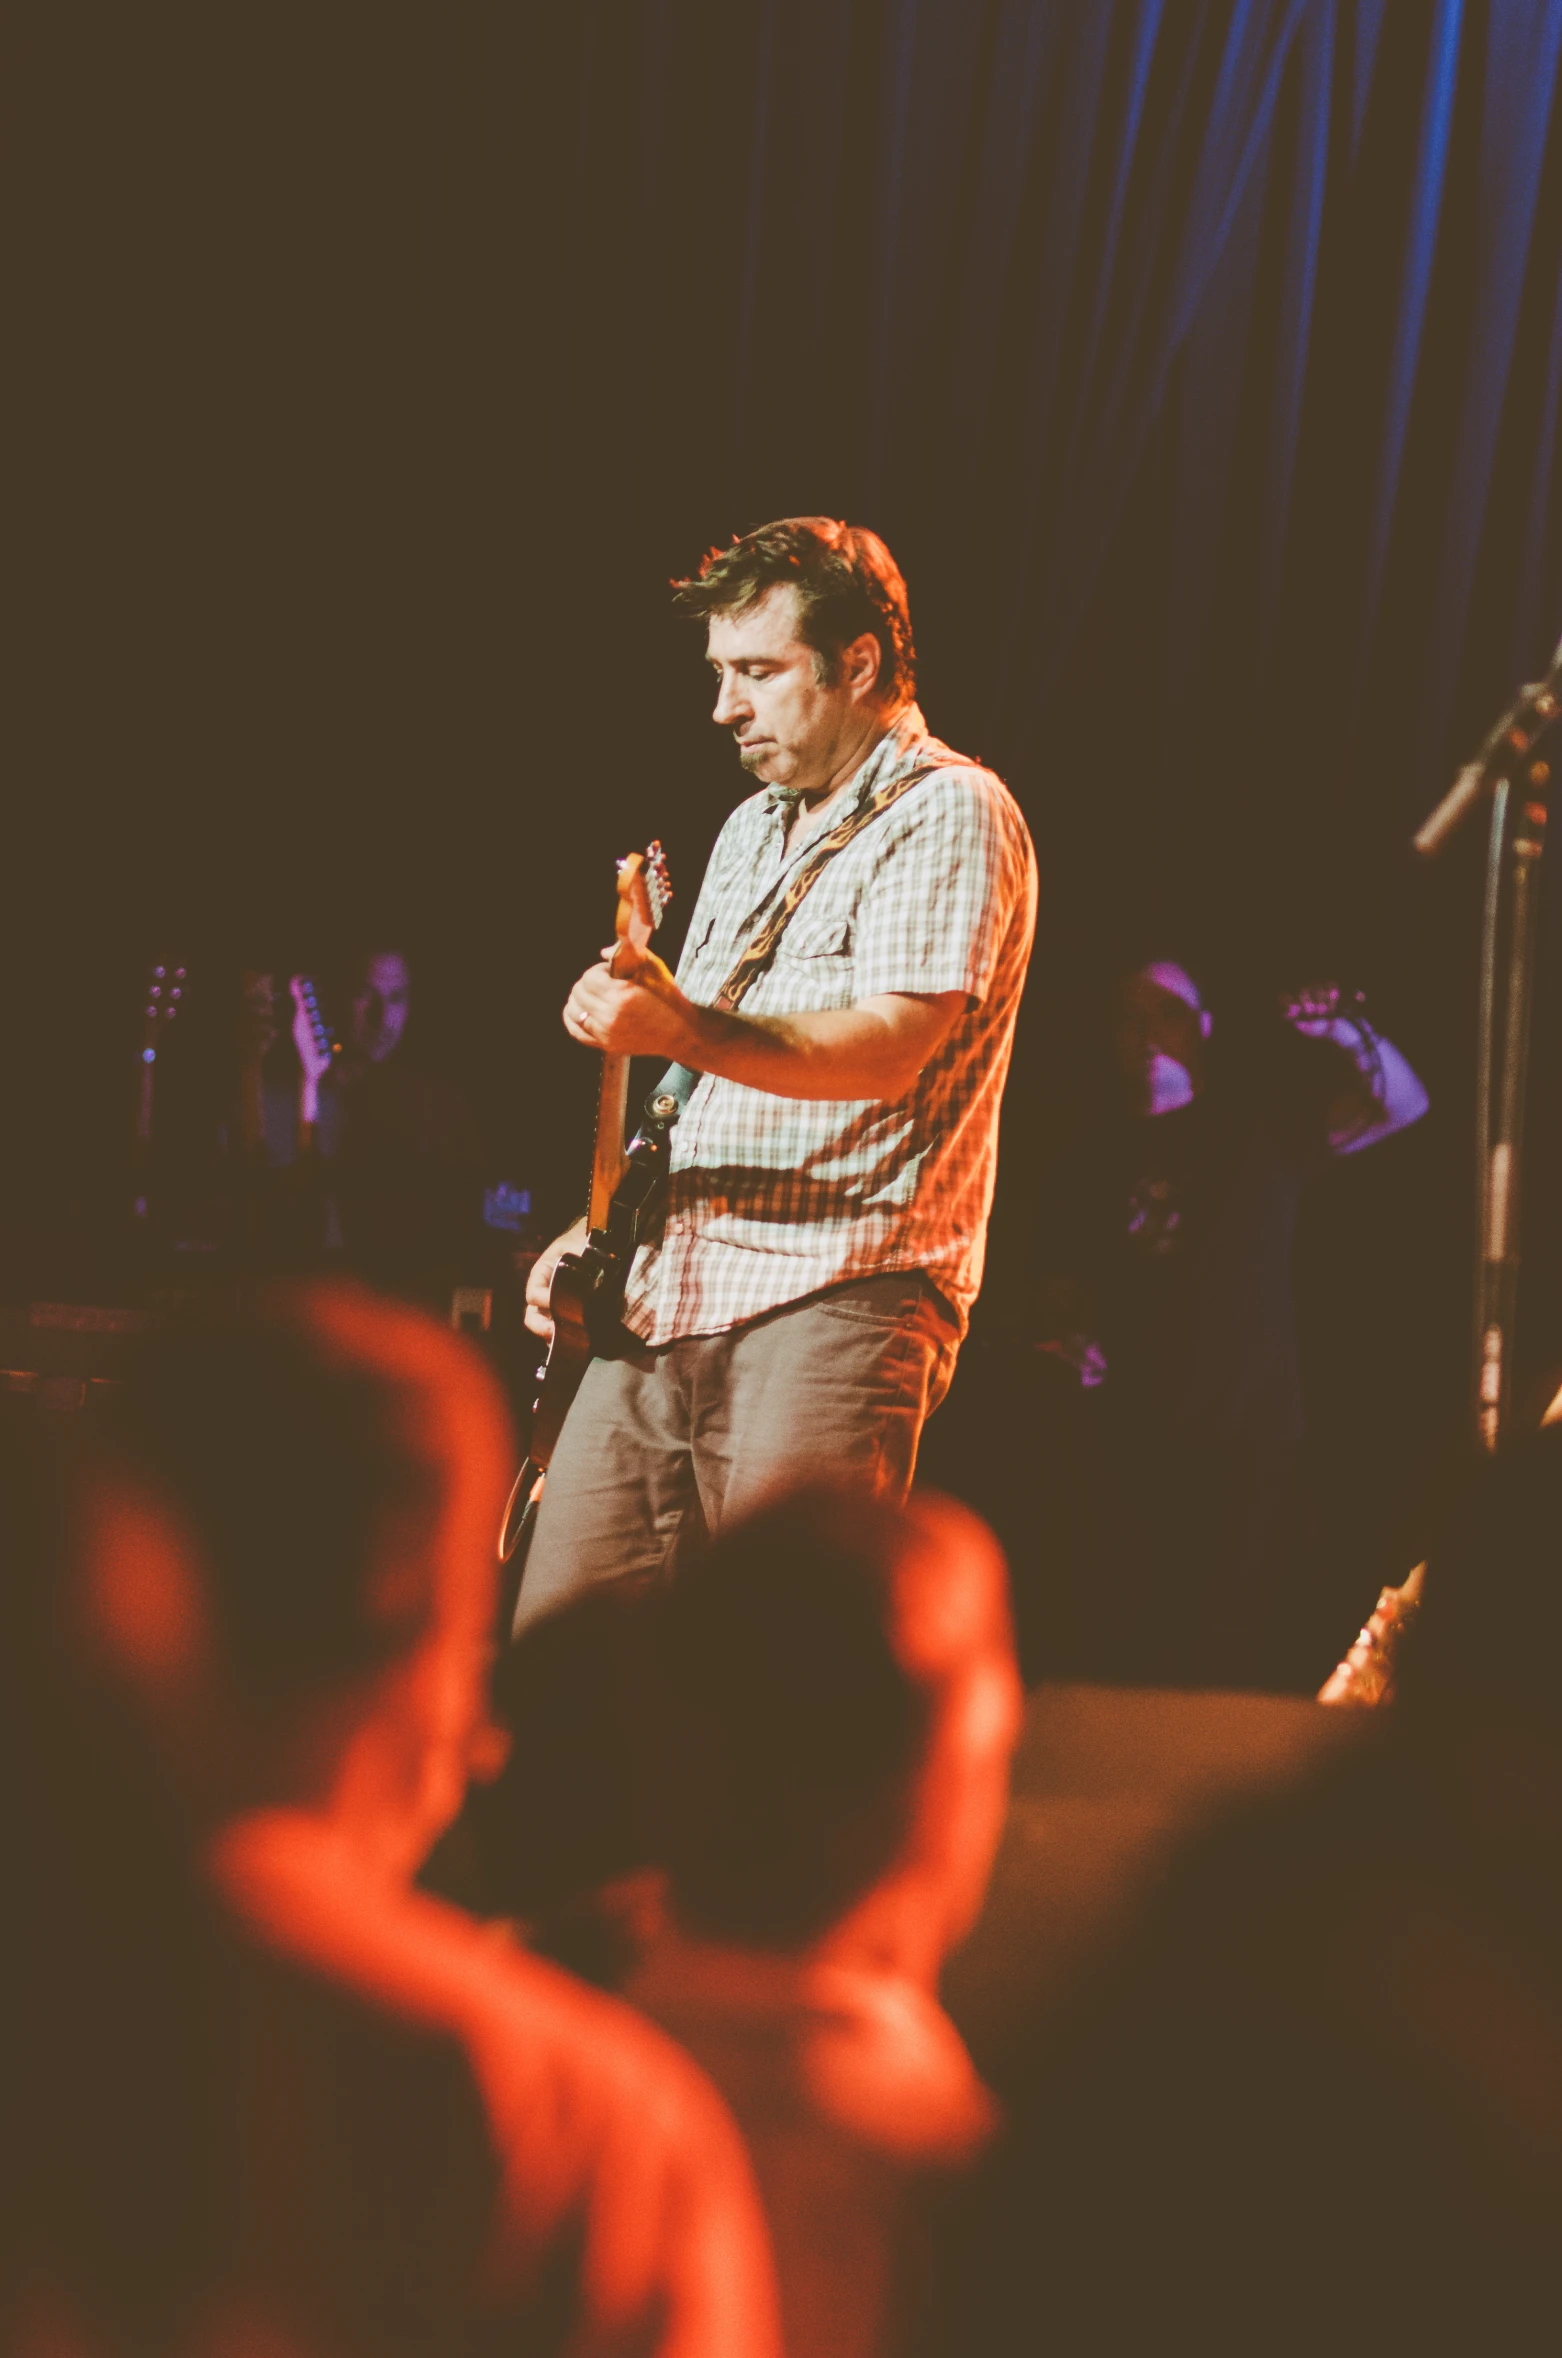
525, 1218, 588, 1341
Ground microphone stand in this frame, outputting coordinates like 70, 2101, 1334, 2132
1414, 638, 1562, 1449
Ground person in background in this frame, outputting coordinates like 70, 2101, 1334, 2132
66, 1284, 781, 2358
1028, 957, 1428, 1687
622, 1485, 1022, 2358
241, 946, 486, 1290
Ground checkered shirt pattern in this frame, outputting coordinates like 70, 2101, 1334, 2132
622, 706, 1038, 1346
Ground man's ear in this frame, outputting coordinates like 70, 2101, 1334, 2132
842, 630, 884, 702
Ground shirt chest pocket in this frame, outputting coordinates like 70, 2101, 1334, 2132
767, 910, 857, 1007
776, 911, 853, 962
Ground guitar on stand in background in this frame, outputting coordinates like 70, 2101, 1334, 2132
235, 970, 280, 1164
289, 972, 343, 1151
224, 968, 345, 1263
498, 842, 674, 1593
129, 957, 188, 1226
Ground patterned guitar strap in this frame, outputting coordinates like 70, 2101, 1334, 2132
643, 757, 946, 1129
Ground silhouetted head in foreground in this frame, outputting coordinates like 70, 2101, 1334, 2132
1, 1396, 226, 2351
2, 1410, 214, 2356
15, 1286, 513, 2347
956, 1426, 1562, 2358
463, 1580, 658, 1934
81, 1282, 513, 1877
652, 1484, 1021, 1976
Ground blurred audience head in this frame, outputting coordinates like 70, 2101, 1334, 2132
465, 1582, 657, 1937
973, 1425, 1562, 2355
652, 1485, 1020, 1970
81, 1282, 512, 1876
2, 1408, 230, 2356
343, 946, 413, 1063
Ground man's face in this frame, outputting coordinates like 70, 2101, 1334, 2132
1112, 961, 1212, 1115
347, 952, 411, 1063
706, 584, 880, 797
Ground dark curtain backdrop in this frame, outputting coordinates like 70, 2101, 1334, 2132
15, 2, 1562, 1439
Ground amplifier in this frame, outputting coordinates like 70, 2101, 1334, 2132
0, 1302, 148, 1412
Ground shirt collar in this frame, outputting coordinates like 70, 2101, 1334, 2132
762, 703, 930, 819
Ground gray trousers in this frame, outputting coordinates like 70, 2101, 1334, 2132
513, 1270, 961, 1635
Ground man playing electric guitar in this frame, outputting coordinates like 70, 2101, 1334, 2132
517, 518, 1037, 1631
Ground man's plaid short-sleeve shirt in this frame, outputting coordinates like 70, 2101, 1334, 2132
622, 706, 1037, 1346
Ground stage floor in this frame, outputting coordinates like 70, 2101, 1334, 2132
945, 1680, 1364, 2089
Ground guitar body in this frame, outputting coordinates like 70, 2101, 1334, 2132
529, 1240, 618, 1464
498, 842, 674, 1579
532, 1108, 679, 1426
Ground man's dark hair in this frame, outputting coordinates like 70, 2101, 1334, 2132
467, 1585, 657, 1924
650, 1486, 934, 1951
672, 517, 916, 704
96, 1288, 450, 1705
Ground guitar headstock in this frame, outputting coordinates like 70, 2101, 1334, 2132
294, 974, 341, 1067
238, 969, 279, 1066
138, 959, 188, 1065
615, 839, 674, 955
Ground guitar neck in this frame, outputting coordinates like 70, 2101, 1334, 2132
581, 844, 672, 1236
588, 1052, 631, 1230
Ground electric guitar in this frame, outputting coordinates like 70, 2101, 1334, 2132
288, 973, 342, 1150
499, 842, 673, 1565
293, 974, 341, 1071
130, 957, 188, 1221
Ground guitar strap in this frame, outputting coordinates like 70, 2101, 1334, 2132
643, 756, 945, 1127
